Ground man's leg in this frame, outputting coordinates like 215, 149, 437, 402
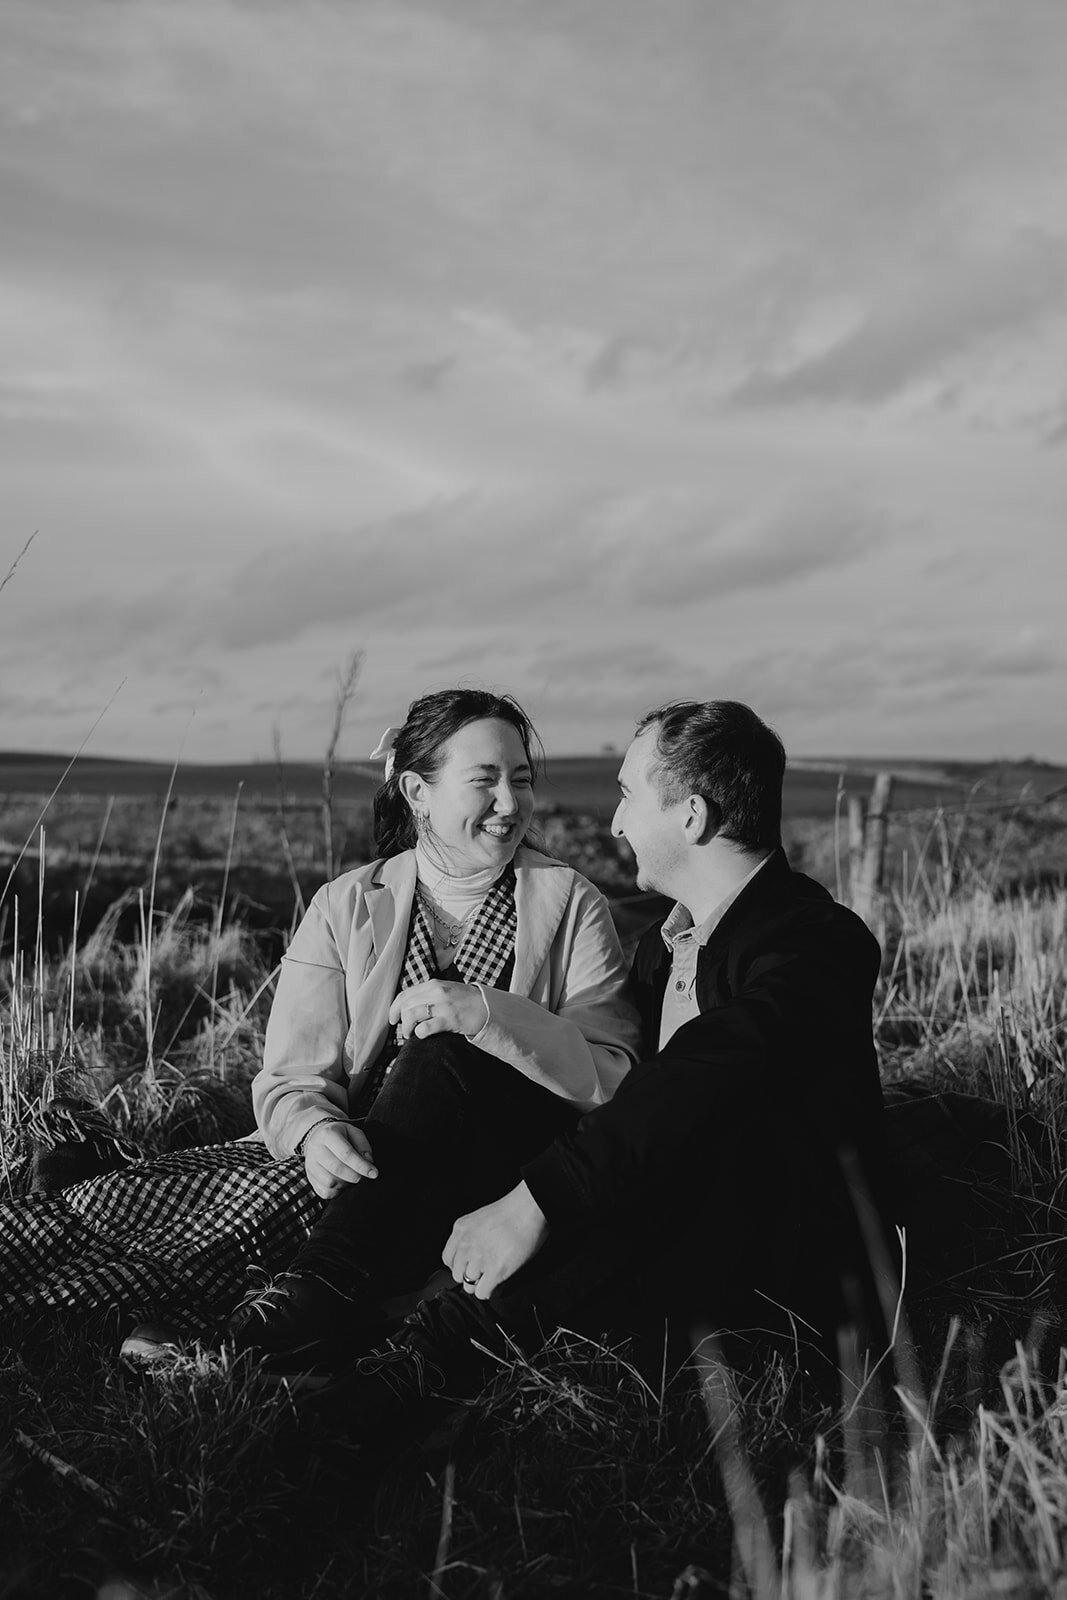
310, 1105, 889, 1424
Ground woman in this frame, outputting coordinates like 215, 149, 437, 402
0, 689, 638, 1347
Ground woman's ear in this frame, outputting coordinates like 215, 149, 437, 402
398, 769, 429, 819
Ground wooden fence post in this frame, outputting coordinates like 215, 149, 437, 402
850, 772, 893, 928
847, 796, 866, 902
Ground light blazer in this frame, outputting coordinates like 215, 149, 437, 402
253, 846, 640, 1159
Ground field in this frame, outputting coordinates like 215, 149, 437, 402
3, 746, 1065, 812
2, 754, 1067, 1598
3, 751, 1065, 956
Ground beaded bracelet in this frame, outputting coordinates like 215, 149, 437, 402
293, 1116, 346, 1159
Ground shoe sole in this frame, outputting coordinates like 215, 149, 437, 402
119, 1334, 184, 1365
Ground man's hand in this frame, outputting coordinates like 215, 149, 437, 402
389, 980, 489, 1042
442, 1181, 549, 1300
302, 1121, 377, 1200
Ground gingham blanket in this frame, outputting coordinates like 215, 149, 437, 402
0, 1141, 323, 1334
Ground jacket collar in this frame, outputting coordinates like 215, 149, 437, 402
364, 846, 572, 976
640, 846, 793, 980
701, 845, 792, 953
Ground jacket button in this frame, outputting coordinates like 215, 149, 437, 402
675, 980, 686, 991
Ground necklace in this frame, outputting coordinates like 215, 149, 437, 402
418, 891, 478, 949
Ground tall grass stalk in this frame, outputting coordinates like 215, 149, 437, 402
209, 782, 243, 1078
0, 527, 37, 597
0, 879, 80, 1192
321, 647, 363, 880
271, 722, 306, 920
141, 731, 190, 1082
74, 791, 115, 946
692, 1331, 780, 1600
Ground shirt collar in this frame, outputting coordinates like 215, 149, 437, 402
660, 853, 772, 951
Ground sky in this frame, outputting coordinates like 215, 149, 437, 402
2, 0, 1066, 765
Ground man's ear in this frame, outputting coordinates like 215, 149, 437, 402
683, 795, 717, 845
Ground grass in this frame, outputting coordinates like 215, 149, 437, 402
2, 799, 1067, 1597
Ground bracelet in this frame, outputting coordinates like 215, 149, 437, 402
463, 984, 492, 1041
294, 1116, 346, 1158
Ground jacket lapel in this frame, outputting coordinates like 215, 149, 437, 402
365, 856, 406, 961
346, 854, 417, 1074
511, 848, 572, 995
703, 847, 791, 959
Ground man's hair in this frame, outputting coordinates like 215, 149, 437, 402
635, 700, 785, 853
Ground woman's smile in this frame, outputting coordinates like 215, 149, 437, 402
480, 819, 517, 840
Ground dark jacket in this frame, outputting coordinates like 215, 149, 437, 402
522, 850, 889, 1257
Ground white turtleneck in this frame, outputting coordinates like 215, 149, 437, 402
414, 841, 502, 967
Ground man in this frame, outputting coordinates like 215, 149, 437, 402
304, 700, 893, 1419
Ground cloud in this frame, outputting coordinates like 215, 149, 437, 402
27, 484, 890, 672
599, 492, 886, 606
1043, 399, 1067, 446
533, 643, 689, 683
416, 636, 516, 673
717, 628, 1064, 735
187, 491, 600, 650
0, 689, 121, 722
398, 356, 456, 395
734, 231, 1067, 407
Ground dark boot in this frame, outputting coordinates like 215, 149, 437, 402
293, 1285, 517, 1432
220, 1271, 389, 1371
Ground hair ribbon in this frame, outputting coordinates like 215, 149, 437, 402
369, 725, 401, 780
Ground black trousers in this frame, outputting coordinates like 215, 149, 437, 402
294, 1036, 888, 1386
290, 1035, 580, 1297
481, 1094, 895, 1390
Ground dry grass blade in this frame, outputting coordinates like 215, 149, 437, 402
689, 1330, 781, 1600
0, 529, 37, 597
209, 783, 243, 1077
428, 1459, 457, 1598
15, 1428, 149, 1531
271, 721, 307, 920
321, 647, 363, 879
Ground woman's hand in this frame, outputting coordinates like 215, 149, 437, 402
388, 980, 490, 1042
302, 1121, 377, 1200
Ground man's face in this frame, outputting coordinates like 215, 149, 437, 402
611, 728, 687, 896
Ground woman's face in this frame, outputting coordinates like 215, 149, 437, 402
408, 717, 535, 874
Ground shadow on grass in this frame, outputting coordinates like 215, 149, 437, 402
2, 1313, 843, 1600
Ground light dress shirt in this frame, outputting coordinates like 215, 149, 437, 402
657, 855, 771, 1050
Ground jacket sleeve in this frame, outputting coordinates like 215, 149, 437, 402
521, 909, 880, 1224
252, 886, 354, 1158
468, 880, 640, 1108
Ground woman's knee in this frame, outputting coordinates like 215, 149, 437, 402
366, 1036, 494, 1130
387, 1033, 490, 1091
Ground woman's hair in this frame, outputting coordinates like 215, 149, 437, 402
373, 688, 544, 859
635, 699, 785, 853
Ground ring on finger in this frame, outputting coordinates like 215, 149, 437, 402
462, 1272, 480, 1286
424, 1003, 434, 1021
